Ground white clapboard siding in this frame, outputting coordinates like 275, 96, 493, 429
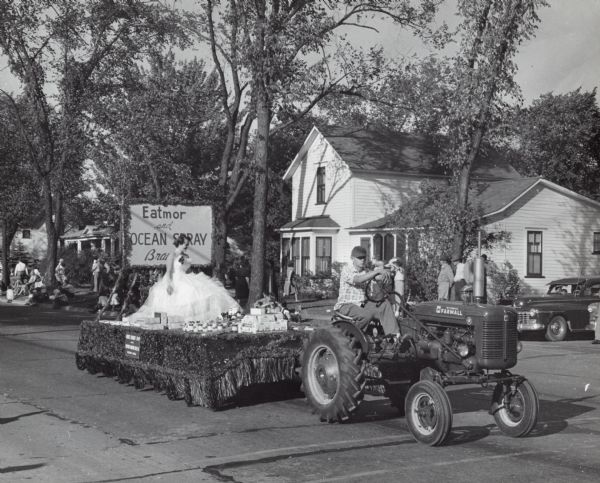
352, 174, 424, 226
291, 131, 353, 226
485, 184, 600, 295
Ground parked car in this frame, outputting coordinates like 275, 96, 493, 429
513, 277, 600, 341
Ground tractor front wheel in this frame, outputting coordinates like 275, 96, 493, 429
492, 379, 539, 437
405, 380, 453, 446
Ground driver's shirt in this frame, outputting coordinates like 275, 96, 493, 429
334, 263, 368, 310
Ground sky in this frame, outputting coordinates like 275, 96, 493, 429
1, 0, 599, 105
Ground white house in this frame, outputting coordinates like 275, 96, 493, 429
279, 125, 600, 295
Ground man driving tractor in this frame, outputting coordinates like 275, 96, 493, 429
334, 246, 401, 342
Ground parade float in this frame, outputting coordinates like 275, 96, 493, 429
75, 204, 307, 409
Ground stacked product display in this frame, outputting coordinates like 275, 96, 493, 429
238, 306, 288, 334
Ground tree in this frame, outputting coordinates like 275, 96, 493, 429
441, 0, 547, 260
0, 0, 187, 283
199, 0, 443, 304
388, 181, 509, 300
88, 52, 224, 265
507, 89, 600, 200
0, 97, 39, 287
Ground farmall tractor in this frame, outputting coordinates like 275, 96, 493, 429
300, 257, 539, 446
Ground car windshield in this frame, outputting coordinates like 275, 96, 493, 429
547, 282, 585, 295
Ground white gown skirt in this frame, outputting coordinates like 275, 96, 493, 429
134, 271, 241, 322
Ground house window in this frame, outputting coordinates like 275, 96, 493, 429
526, 231, 543, 277
21, 229, 31, 239
292, 238, 300, 273
316, 237, 332, 275
384, 234, 394, 262
316, 167, 325, 204
281, 238, 290, 271
301, 237, 310, 275
373, 234, 383, 261
594, 232, 600, 254
360, 237, 371, 261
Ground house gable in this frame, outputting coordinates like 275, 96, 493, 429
483, 180, 600, 294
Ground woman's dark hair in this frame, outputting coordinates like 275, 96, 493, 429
173, 234, 192, 247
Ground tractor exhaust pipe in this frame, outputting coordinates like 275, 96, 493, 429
473, 256, 485, 303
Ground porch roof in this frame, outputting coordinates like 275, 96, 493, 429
62, 224, 117, 240
280, 215, 340, 231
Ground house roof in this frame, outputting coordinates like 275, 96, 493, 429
350, 216, 392, 230
280, 215, 340, 231
350, 177, 600, 230
62, 224, 117, 240
283, 125, 522, 181
471, 177, 540, 215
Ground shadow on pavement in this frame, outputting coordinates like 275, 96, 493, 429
448, 386, 596, 439
0, 410, 48, 425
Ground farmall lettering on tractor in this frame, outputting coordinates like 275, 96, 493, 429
300, 257, 539, 446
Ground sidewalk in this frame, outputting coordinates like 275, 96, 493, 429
284, 297, 335, 326
0, 290, 338, 321
0, 286, 97, 312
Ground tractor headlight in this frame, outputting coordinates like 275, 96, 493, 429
529, 308, 538, 318
457, 343, 470, 357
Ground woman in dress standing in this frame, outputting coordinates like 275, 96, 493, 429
131, 234, 241, 324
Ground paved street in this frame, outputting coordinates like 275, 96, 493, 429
1, 304, 600, 482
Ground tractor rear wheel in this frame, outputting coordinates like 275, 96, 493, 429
301, 327, 365, 423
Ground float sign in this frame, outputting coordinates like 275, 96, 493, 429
129, 204, 212, 266
124, 331, 141, 359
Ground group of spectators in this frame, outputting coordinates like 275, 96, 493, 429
437, 254, 492, 302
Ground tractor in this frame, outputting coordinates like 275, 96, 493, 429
300, 257, 539, 446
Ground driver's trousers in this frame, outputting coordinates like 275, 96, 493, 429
336, 300, 399, 335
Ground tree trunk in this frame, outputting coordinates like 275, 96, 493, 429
248, 88, 270, 305
120, 196, 128, 268
212, 203, 228, 282
2, 218, 17, 288
42, 177, 59, 286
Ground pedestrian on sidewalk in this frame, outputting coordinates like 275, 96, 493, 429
437, 256, 454, 301
14, 258, 29, 284
55, 258, 67, 286
283, 260, 298, 302
92, 257, 101, 292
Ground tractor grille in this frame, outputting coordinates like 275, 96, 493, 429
517, 311, 531, 325
477, 318, 518, 369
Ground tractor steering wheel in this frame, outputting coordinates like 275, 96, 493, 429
365, 277, 405, 308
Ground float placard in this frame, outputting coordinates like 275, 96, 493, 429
128, 204, 212, 266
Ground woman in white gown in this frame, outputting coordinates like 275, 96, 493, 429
132, 235, 241, 323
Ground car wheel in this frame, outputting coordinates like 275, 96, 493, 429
545, 315, 568, 341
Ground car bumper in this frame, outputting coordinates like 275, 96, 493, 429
516, 311, 545, 332
517, 321, 545, 332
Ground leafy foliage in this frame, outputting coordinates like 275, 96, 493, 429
0, 0, 190, 283
198, 0, 444, 303
488, 260, 521, 303
387, 181, 508, 300
506, 89, 600, 200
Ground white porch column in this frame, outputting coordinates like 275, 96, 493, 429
102, 238, 108, 254
76, 240, 82, 252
